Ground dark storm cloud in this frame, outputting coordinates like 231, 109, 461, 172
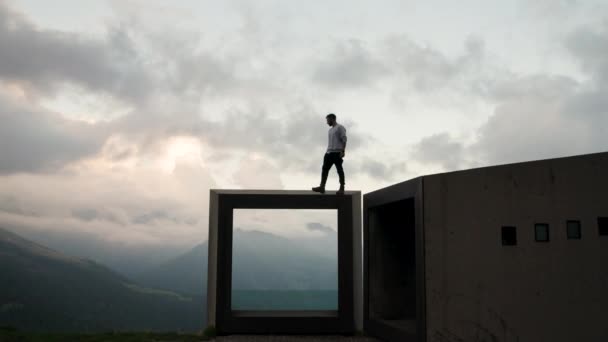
0, 2, 262, 173
0, 94, 108, 174
0, 2, 153, 174
0, 3, 152, 101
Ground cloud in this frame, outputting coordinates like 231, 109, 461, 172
0, 3, 152, 102
2, 0, 607, 254
565, 23, 608, 84
0, 93, 109, 174
0, 151, 215, 248
131, 209, 199, 226
0, 2, 391, 252
312, 38, 390, 89
306, 222, 335, 234
233, 156, 284, 189
310, 33, 488, 98
468, 24, 608, 166
351, 156, 408, 181
411, 132, 467, 170
470, 75, 592, 165
71, 208, 125, 225
188, 103, 374, 173
385, 34, 486, 93
0, 1, 395, 182
408, 24, 608, 171
409, 73, 606, 172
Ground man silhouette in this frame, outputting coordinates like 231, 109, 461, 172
312, 113, 347, 195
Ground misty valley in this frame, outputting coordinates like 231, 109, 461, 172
0, 226, 338, 333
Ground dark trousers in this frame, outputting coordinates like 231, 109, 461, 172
320, 151, 345, 187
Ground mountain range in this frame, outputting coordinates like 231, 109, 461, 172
0, 227, 204, 332
134, 228, 338, 295
0, 226, 338, 332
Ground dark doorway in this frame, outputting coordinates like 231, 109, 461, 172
367, 197, 417, 337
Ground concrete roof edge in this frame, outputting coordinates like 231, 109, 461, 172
209, 189, 362, 195
422, 150, 608, 178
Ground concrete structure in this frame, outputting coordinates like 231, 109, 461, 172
364, 151, 608, 341
207, 190, 363, 335
208, 151, 608, 341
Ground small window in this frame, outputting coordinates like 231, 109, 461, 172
501, 226, 517, 246
599, 217, 608, 236
566, 220, 582, 239
535, 223, 550, 242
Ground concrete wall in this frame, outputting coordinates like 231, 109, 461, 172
423, 152, 608, 342
352, 191, 364, 332
207, 189, 363, 333
207, 189, 219, 327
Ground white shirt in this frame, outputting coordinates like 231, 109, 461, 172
327, 123, 347, 152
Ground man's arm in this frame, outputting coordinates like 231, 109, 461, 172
340, 126, 347, 156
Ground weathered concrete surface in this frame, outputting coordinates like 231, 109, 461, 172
214, 335, 380, 341
423, 151, 608, 341
208, 189, 363, 334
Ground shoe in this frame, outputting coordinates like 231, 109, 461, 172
336, 185, 345, 195
312, 186, 325, 194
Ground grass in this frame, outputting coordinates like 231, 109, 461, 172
202, 325, 216, 338
0, 327, 210, 342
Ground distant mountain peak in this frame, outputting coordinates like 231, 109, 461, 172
0, 226, 205, 332
0, 226, 87, 265
234, 227, 289, 240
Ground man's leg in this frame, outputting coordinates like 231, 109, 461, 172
334, 153, 345, 187
313, 153, 332, 193
320, 152, 333, 187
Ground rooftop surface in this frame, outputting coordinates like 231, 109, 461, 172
214, 335, 379, 341
210, 189, 361, 195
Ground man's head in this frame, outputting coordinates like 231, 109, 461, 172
326, 113, 337, 126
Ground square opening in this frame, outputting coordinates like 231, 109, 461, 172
535, 223, 550, 242
566, 220, 582, 239
208, 190, 359, 335
502, 226, 517, 246
368, 197, 417, 335
231, 209, 338, 312
599, 217, 608, 236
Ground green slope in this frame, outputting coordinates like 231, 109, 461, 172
0, 227, 205, 333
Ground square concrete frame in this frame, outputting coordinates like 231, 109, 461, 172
207, 189, 363, 335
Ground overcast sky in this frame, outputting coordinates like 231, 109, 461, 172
0, 0, 607, 249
